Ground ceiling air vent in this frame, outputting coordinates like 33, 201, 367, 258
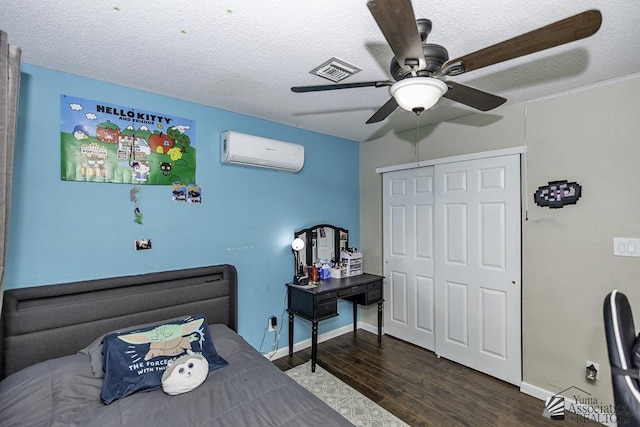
310, 58, 361, 82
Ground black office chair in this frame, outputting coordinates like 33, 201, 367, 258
603, 289, 640, 426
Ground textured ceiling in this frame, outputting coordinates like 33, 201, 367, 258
1, 0, 638, 142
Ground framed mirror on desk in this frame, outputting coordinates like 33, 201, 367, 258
294, 224, 348, 269
291, 224, 348, 285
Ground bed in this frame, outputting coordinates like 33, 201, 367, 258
0, 264, 351, 426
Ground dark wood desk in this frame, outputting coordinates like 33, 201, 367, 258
287, 273, 384, 372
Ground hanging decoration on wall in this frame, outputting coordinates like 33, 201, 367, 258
130, 186, 143, 224
534, 180, 582, 209
60, 95, 196, 185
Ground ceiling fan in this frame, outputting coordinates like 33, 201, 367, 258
291, 0, 602, 124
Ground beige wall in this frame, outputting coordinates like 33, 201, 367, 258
360, 74, 640, 406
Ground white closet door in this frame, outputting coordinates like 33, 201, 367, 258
434, 154, 521, 385
383, 167, 436, 350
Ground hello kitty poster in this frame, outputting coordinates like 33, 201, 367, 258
60, 94, 196, 185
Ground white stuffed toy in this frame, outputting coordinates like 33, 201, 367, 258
161, 351, 209, 395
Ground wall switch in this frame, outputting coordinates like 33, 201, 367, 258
268, 316, 277, 332
613, 238, 640, 257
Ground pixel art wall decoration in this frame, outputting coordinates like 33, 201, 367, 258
534, 180, 582, 209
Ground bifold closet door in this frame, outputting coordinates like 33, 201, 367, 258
383, 166, 436, 350
434, 154, 521, 385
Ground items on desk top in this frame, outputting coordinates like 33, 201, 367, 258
309, 265, 319, 283
305, 253, 360, 281
331, 265, 346, 279
341, 249, 363, 277
306, 259, 342, 282
319, 263, 331, 280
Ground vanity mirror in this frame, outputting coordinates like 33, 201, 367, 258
293, 224, 348, 275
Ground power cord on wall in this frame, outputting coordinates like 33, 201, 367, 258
259, 288, 288, 360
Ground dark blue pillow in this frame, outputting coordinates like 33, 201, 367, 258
101, 314, 227, 404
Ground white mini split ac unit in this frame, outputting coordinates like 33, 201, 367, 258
220, 130, 304, 173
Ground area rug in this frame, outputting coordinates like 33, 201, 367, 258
285, 361, 409, 426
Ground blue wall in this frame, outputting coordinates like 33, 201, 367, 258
6, 64, 360, 352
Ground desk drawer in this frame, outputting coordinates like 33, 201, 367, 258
342, 288, 383, 306
367, 282, 381, 291
338, 284, 366, 297
318, 292, 337, 302
366, 289, 382, 304
316, 300, 337, 318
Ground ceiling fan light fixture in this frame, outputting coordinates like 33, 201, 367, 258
390, 77, 448, 113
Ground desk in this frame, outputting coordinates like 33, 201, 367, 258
287, 273, 384, 372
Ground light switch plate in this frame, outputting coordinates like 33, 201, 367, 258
613, 238, 640, 257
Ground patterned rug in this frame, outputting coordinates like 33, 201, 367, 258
285, 361, 409, 427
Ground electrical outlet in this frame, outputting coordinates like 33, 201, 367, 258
586, 360, 599, 382
268, 316, 277, 332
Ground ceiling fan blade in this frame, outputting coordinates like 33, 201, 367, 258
440, 9, 602, 76
367, 0, 426, 71
366, 97, 399, 124
442, 81, 506, 111
291, 80, 393, 93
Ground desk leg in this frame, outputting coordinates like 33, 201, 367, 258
288, 312, 294, 357
353, 301, 357, 332
377, 301, 383, 343
311, 321, 318, 373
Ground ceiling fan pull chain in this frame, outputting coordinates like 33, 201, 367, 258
415, 114, 421, 163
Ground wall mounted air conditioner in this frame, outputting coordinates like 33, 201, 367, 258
220, 130, 304, 173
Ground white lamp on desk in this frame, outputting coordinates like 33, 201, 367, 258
291, 237, 307, 285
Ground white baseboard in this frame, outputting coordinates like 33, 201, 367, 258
357, 321, 379, 335
265, 322, 376, 362
520, 381, 616, 426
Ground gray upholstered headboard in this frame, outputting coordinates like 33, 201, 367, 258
0, 264, 237, 379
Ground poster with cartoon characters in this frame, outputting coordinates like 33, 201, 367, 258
60, 95, 196, 185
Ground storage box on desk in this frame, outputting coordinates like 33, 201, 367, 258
340, 251, 363, 276
330, 267, 346, 279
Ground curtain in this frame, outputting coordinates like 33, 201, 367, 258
0, 31, 21, 315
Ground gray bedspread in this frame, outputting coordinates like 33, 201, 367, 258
0, 324, 352, 426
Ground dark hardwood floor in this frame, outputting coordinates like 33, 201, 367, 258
273, 330, 599, 426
